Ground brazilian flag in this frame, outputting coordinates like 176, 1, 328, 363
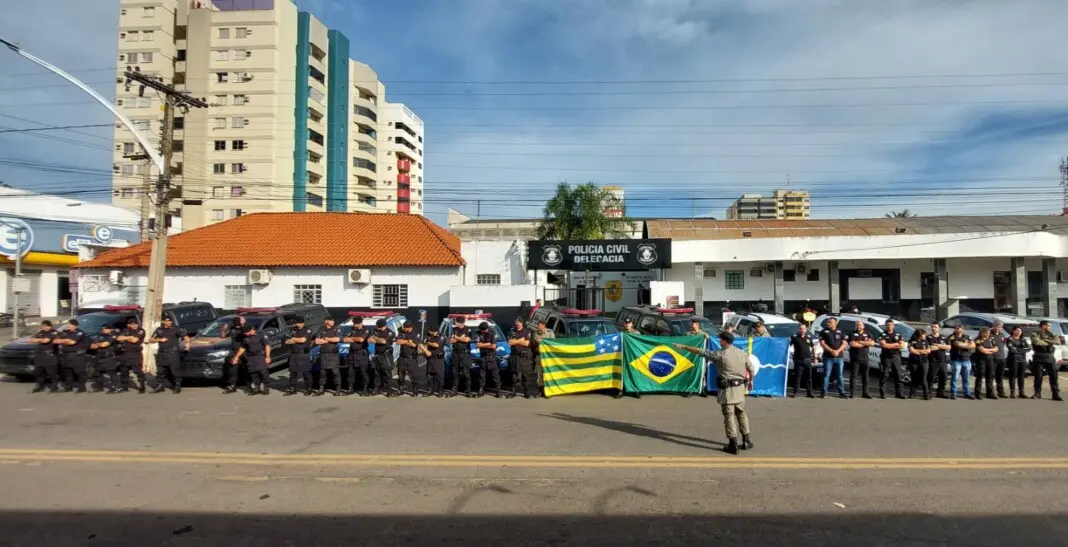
621, 333, 705, 394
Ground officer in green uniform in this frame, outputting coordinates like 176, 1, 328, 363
1029, 321, 1063, 401
675, 332, 757, 454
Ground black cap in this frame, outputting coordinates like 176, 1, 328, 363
68, 319, 79, 327
353, 316, 364, 324
429, 325, 439, 332
456, 316, 466, 324
479, 322, 489, 331
403, 321, 413, 329
719, 332, 735, 345
375, 319, 387, 328
161, 316, 173, 322
127, 317, 139, 325
231, 317, 243, 327
41, 320, 53, 327
101, 324, 113, 331
294, 316, 305, 323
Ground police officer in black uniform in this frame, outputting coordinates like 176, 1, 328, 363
151, 316, 189, 394
476, 321, 501, 398
116, 317, 146, 394
90, 324, 121, 393
789, 323, 816, 398
973, 327, 999, 400
423, 325, 446, 397
448, 316, 473, 397
848, 322, 875, 399
222, 316, 246, 394
233, 324, 271, 395
27, 320, 59, 393
396, 321, 425, 397
926, 322, 950, 399
284, 316, 313, 396
508, 318, 535, 399
314, 317, 343, 396
370, 319, 398, 397
54, 319, 90, 393
1005, 326, 1030, 398
344, 316, 373, 396
907, 329, 932, 400
877, 319, 906, 399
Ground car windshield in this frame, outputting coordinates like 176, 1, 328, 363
668, 319, 721, 336
566, 319, 617, 337
892, 323, 915, 339
74, 313, 130, 334
763, 323, 800, 337
198, 316, 264, 337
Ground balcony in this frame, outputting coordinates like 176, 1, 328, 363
397, 173, 410, 185
395, 121, 417, 139
355, 175, 375, 189
397, 158, 411, 172
352, 158, 376, 176
395, 135, 417, 152
398, 188, 411, 200
308, 129, 324, 148
397, 201, 410, 214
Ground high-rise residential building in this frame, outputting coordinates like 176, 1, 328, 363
725, 189, 810, 220
603, 186, 625, 218
110, 0, 425, 230
378, 103, 425, 214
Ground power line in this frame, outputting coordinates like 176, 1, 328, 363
0, 123, 112, 133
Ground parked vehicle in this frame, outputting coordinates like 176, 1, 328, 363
725, 312, 802, 339
531, 305, 618, 338
438, 313, 511, 371
180, 303, 326, 381
940, 312, 1039, 339
0, 302, 218, 380
615, 305, 720, 337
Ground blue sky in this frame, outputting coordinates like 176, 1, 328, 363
1, 0, 1067, 223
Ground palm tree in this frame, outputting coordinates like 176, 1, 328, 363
885, 209, 918, 219
536, 182, 630, 240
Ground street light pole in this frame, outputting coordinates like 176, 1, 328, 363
12, 226, 23, 340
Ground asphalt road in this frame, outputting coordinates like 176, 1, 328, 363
0, 378, 1065, 546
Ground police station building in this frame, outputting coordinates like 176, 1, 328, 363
1, 187, 141, 318
646, 216, 1068, 321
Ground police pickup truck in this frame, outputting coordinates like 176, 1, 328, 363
180, 304, 327, 381
0, 302, 217, 380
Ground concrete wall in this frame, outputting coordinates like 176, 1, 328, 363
462, 240, 529, 286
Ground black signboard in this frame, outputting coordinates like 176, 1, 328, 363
527, 239, 672, 271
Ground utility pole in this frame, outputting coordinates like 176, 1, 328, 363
11, 226, 24, 340
124, 70, 207, 374
124, 152, 153, 241
1060, 157, 1068, 216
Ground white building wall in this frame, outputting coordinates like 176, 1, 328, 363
462, 240, 527, 286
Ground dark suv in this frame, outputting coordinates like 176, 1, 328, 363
180, 303, 328, 381
615, 305, 721, 336
530, 305, 618, 338
0, 302, 218, 380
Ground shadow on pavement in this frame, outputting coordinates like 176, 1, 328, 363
541, 412, 726, 449
0, 509, 1062, 546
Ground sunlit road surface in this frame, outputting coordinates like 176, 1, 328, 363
0, 379, 1065, 546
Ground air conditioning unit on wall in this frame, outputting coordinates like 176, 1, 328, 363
796, 263, 807, 274
109, 270, 125, 285
248, 269, 271, 285
348, 269, 371, 284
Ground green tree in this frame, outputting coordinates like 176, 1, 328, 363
536, 182, 630, 240
885, 209, 918, 218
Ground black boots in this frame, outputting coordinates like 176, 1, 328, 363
1054, 392, 1064, 402
723, 438, 739, 455
741, 435, 754, 450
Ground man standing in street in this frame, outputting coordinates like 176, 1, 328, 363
343, 316, 372, 395
973, 327, 998, 400
926, 322, 950, 398
54, 319, 90, 393
314, 317, 342, 396
789, 323, 816, 398
848, 321, 875, 399
947, 324, 974, 400
675, 332, 757, 455
819, 317, 848, 399
476, 321, 502, 398
423, 325, 447, 397
370, 319, 398, 397
222, 316, 246, 394
1029, 320, 1063, 401
27, 320, 59, 393
396, 321, 425, 397
232, 324, 271, 395
283, 316, 313, 396
115, 317, 146, 394
448, 316, 473, 397
532, 319, 554, 399
508, 317, 535, 398
990, 321, 1009, 398
877, 319, 907, 399
150, 316, 188, 394
89, 324, 120, 393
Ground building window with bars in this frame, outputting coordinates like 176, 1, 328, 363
476, 274, 501, 286
293, 284, 322, 304
224, 285, 251, 309
725, 270, 745, 290
372, 284, 408, 308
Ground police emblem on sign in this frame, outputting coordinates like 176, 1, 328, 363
542, 244, 563, 267
635, 243, 658, 266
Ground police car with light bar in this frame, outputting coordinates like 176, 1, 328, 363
530, 304, 618, 338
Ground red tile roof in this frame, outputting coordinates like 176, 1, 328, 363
74, 213, 464, 269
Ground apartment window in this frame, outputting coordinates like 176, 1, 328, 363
235, 50, 250, 60
231, 163, 245, 174
126, 31, 138, 41
216, 72, 228, 83
231, 186, 245, 197
141, 52, 153, 63
233, 94, 247, 105
476, 274, 501, 286
173, 117, 184, 130
215, 50, 230, 61
309, 67, 325, 85
120, 188, 135, 198
120, 164, 135, 175
143, 6, 154, 17
212, 186, 225, 198
725, 270, 745, 291
213, 140, 226, 151
176, 49, 186, 61
352, 158, 376, 171
227, 140, 243, 151
308, 129, 324, 146
172, 140, 183, 153
307, 192, 323, 207
236, 27, 250, 38
807, 269, 820, 282
211, 95, 226, 106
232, 117, 245, 128
123, 142, 135, 154
308, 87, 325, 104
125, 52, 138, 63
783, 270, 796, 283
293, 284, 322, 305
142, 30, 154, 41
135, 97, 151, 108
213, 117, 226, 129
133, 120, 150, 130
224, 284, 251, 308
218, 28, 230, 39
372, 284, 408, 308
213, 163, 226, 174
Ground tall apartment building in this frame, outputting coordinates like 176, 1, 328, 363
111, 0, 425, 230
725, 189, 810, 220
378, 103, 425, 214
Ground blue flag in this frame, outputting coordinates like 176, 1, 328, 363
705, 336, 790, 398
